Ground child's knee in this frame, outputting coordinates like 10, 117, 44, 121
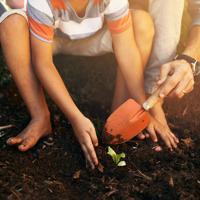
131, 9, 155, 42
0, 14, 27, 37
6, 0, 24, 9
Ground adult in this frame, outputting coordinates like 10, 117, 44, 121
113, 0, 200, 143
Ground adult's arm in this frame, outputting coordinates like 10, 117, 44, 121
184, 0, 200, 60
111, 12, 178, 150
157, 1, 200, 98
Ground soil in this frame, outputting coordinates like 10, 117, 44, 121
1, 55, 200, 200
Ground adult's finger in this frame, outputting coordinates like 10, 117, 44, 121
157, 63, 172, 85
171, 75, 193, 98
159, 71, 184, 98
182, 79, 194, 94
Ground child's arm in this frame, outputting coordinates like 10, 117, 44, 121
27, 0, 98, 169
110, 14, 178, 150
30, 36, 99, 169
6, 0, 24, 9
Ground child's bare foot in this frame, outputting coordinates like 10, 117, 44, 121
7, 115, 52, 151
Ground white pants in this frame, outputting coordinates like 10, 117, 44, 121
145, 0, 185, 94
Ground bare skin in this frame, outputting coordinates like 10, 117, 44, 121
112, 10, 155, 140
147, 24, 200, 149
112, 10, 200, 151
112, 10, 179, 151
29, 5, 171, 167
0, 15, 52, 151
6, 0, 24, 9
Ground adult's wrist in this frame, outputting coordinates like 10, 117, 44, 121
174, 54, 200, 76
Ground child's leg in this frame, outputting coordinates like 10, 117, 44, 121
0, 14, 52, 151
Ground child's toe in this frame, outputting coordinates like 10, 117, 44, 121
7, 137, 23, 145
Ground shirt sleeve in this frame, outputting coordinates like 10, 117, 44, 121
190, 0, 200, 26
104, 0, 132, 34
27, 0, 55, 43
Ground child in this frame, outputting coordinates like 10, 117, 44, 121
0, 0, 52, 153
27, 0, 178, 169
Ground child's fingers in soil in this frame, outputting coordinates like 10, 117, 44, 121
81, 144, 98, 169
81, 144, 95, 169
146, 125, 158, 142
170, 131, 180, 143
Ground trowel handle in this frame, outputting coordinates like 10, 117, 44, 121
143, 87, 162, 111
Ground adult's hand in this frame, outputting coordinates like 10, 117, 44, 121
157, 60, 195, 99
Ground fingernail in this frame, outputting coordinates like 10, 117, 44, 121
8, 138, 12, 142
154, 139, 158, 142
95, 143, 98, 147
160, 93, 165, 98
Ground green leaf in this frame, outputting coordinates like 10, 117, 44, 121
117, 161, 126, 167
107, 146, 117, 163
115, 153, 126, 164
119, 153, 126, 158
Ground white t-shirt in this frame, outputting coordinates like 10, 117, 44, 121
27, 0, 132, 42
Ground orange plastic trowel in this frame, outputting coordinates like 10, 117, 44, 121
104, 89, 161, 144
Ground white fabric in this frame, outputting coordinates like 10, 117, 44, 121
0, 8, 27, 24
58, 17, 104, 40
53, 26, 113, 56
104, 0, 129, 15
145, 0, 185, 94
28, 0, 53, 18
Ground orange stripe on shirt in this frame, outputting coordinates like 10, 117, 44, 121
93, 0, 101, 4
29, 17, 54, 41
50, 0, 67, 10
107, 11, 132, 34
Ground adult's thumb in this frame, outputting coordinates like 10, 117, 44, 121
157, 64, 171, 85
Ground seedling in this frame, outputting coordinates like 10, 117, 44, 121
107, 146, 126, 167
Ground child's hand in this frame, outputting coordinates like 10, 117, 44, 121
71, 115, 99, 169
146, 114, 179, 151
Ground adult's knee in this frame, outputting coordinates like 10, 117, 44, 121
131, 10, 155, 42
0, 14, 28, 39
